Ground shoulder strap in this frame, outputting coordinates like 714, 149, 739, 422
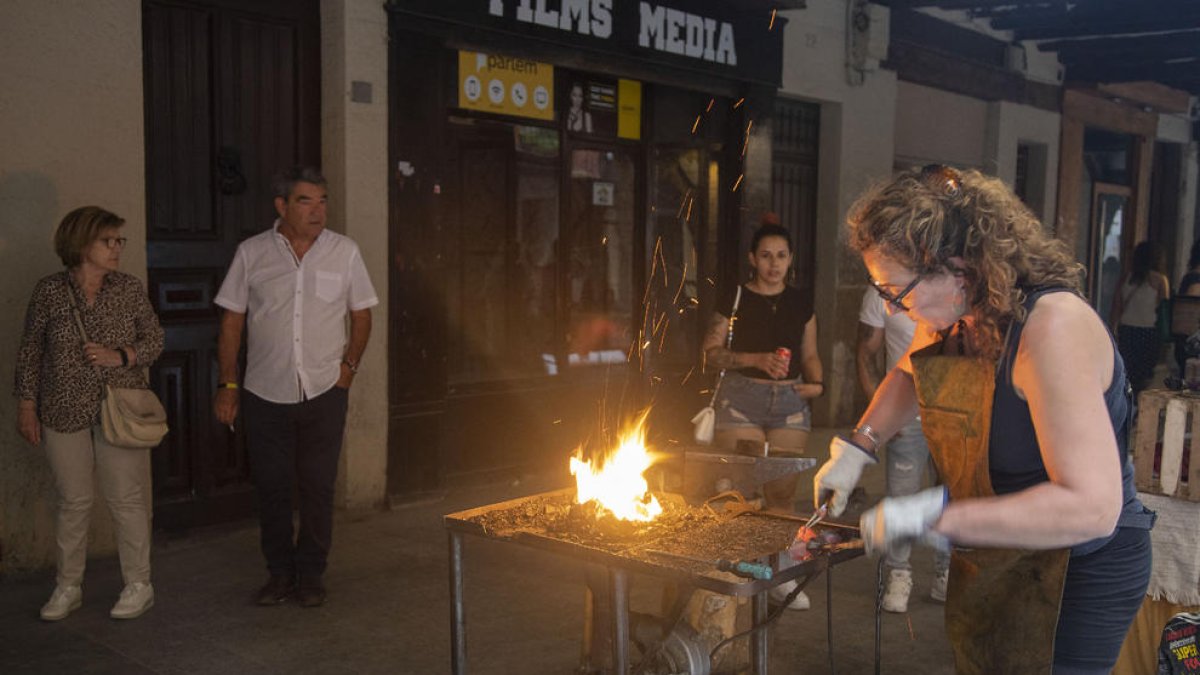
724, 285, 742, 349
64, 276, 90, 343
709, 285, 743, 406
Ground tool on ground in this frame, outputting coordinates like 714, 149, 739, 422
645, 549, 773, 580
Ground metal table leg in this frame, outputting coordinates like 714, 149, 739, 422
449, 531, 467, 675
609, 568, 629, 674
751, 590, 769, 674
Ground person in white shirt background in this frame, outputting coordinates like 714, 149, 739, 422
214, 166, 377, 608
856, 287, 950, 612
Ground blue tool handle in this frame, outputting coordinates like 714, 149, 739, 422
721, 560, 773, 580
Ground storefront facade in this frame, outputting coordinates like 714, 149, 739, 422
384, 1, 789, 493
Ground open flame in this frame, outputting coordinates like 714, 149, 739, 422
569, 411, 663, 522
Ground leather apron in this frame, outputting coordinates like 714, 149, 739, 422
910, 338, 1069, 675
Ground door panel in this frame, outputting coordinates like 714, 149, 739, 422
143, 0, 319, 530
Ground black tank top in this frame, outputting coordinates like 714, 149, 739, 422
716, 283, 813, 380
988, 287, 1151, 554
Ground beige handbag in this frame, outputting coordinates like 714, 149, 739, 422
693, 286, 741, 444
98, 383, 169, 448
69, 287, 168, 449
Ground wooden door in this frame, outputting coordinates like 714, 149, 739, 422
142, 0, 320, 530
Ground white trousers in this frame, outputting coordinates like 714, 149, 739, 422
43, 426, 152, 587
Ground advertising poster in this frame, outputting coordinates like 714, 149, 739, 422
458, 50, 554, 121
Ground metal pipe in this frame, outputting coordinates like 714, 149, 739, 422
609, 568, 629, 674
751, 589, 769, 674
449, 531, 467, 675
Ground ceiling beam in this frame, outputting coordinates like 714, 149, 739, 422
881, 0, 1058, 9
1039, 30, 1200, 61
997, 2, 1200, 40
1066, 58, 1200, 87
1095, 82, 1193, 114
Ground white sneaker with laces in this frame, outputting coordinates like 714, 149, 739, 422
881, 568, 913, 613
769, 579, 811, 611
930, 568, 949, 603
40, 585, 82, 621
110, 581, 154, 619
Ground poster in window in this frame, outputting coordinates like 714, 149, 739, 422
563, 74, 617, 137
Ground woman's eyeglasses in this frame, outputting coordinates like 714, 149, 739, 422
99, 237, 128, 249
868, 274, 922, 312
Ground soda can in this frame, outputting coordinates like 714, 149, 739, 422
775, 347, 792, 372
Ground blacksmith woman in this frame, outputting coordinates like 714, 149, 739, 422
814, 165, 1155, 674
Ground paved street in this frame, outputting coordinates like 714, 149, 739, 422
0, 429, 955, 674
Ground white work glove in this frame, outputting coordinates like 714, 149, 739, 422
859, 486, 949, 557
813, 436, 878, 517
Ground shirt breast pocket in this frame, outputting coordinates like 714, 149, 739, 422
315, 270, 344, 304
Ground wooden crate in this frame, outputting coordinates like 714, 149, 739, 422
1134, 389, 1200, 501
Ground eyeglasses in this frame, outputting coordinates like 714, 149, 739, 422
868, 273, 922, 312
99, 237, 128, 249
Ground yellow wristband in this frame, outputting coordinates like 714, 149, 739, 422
218, 382, 239, 390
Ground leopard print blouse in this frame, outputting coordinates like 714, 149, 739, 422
14, 270, 164, 433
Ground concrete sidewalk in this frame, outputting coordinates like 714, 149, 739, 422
0, 430, 955, 674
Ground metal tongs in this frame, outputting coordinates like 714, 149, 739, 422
802, 498, 829, 531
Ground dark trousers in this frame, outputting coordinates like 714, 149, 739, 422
243, 387, 348, 578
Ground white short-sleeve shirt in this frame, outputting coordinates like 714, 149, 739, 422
215, 220, 378, 403
858, 288, 917, 373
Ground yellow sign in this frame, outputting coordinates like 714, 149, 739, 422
617, 79, 641, 140
458, 51, 554, 121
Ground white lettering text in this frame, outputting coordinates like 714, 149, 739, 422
637, 3, 736, 65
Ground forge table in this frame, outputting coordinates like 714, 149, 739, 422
445, 488, 862, 674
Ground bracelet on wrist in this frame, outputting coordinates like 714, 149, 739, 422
853, 423, 881, 451
342, 359, 359, 374
218, 382, 239, 390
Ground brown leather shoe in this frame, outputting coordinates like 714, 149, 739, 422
255, 575, 295, 606
296, 576, 326, 608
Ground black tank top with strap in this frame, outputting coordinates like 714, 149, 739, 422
989, 286, 1155, 555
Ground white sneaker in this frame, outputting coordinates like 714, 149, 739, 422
931, 568, 949, 603
40, 585, 82, 621
882, 569, 913, 613
769, 579, 811, 611
110, 582, 154, 619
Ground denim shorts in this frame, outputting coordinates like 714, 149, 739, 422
714, 372, 811, 432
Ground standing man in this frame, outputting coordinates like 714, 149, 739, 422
214, 167, 377, 607
856, 288, 949, 613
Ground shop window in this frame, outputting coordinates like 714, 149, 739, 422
1079, 128, 1133, 312
772, 99, 820, 296
645, 147, 711, 372
1014, 141, 1047, 221
447, 123, 561, 384
561, 149, 636, 373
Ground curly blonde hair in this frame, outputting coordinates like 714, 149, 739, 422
846, 166, 1083, 359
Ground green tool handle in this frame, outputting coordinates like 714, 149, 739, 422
716, 559, 773, 580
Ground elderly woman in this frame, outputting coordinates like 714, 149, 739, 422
814, 166, 1153, 674
14, 206, 164, 621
